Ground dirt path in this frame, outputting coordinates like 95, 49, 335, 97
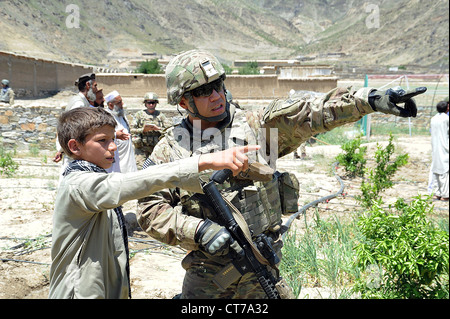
0, 135, 448, 299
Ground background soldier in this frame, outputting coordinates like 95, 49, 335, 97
131, 92, 172, 168
136, 50, 426, 299
0, 79, 14, 105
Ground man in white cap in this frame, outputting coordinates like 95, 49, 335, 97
104, 90, 137, 173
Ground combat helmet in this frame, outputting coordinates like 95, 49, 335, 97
165, 49, 227, 122
143, 92, 159, 103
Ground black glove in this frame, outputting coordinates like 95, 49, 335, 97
195, 219, 242, 255
368, 86, 427, 118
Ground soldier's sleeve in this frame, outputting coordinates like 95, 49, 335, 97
162, 114, 173, 128
137, 190, 202, 250
130, 112, 144, 136
262, 86, 374, 157
130, 112, 144, 148
136, 139, 203, 251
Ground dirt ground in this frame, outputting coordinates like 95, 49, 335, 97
0, 131, 448, 299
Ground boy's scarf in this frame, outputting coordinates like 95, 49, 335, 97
63, 160, 131, 298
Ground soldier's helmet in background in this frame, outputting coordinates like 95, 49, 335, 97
143, 92, 159, 103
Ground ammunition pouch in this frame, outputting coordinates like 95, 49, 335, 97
228, 177, 281, 236
227, 170, 299, 237
276, 171, 300, 214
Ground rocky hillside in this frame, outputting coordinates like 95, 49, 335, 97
0, 0, 448, 71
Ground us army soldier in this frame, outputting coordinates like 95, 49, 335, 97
130, 92, 172, 168
0, 79, 15, 105
137, 50, 426, 299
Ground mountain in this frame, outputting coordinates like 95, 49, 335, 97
0, 0, 448, 71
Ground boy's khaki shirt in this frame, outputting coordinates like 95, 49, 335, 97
49, 157, 203, 299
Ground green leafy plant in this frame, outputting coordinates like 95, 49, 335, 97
281, 133, 448, 299
239, 61, 260, 75
0, 148, 19, 177
222, 63, 234, 75
335, 134, 367, 177
356, 134, 408, 208
354, 196, 449, 299
136, 58, 162, 74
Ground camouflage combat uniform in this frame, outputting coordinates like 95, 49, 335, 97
0, 80, 14, 105
130, 109, 172, 168
137, 84, 374, 298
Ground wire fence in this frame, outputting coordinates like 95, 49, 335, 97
355, 74, 449, 135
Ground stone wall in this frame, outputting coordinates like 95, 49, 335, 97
0, 105, 60, 151
0, 51, 94, 97
0, 104, 177, 152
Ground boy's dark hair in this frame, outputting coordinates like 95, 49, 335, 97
436, 101, 448, 113
58, 107, 116, 156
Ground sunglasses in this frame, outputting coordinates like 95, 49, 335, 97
191, 78, 224, 97
145, 100, 158, 105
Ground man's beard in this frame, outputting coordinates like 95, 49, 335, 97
86, 87, 96, 102
111, 104, 125, 117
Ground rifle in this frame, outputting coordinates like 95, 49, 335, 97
201, 168, 291, 299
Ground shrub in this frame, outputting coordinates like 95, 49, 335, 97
136, 58, 162, 74
0, 148, 19, 177
222, 63, 234, 75
239, 61, 259, 75
356, 134, 408, 208
335, 134, 367, 177
354, 196, 449, 299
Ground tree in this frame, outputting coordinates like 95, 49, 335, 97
239, 61, 260, 75
136, 59, 162, 74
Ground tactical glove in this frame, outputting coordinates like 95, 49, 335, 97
368, 86, 427, 118
195, 219, 242, 255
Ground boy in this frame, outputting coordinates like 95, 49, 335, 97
49, 107, 257, 299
